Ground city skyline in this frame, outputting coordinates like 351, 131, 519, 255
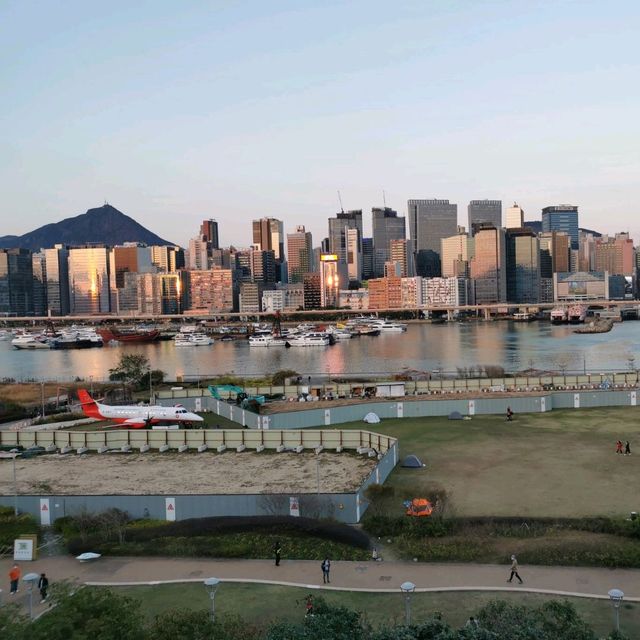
2, 2, 640, 246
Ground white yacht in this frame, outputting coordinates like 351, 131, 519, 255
11, 334, 53, 350
326, 325, 353, 340
248, 334, 287, 347
174, 332, 213, 346
285, 332, 330, 347
370, 319, 407, 333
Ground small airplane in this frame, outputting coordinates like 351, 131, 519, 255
77, 389, 204, 429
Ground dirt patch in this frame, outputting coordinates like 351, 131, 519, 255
0, 452, 377, 496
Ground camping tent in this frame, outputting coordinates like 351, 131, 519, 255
363, 412, 381, 424
448, 411, 463, 420
401, 454, 424, 468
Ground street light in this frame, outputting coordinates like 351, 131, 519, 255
40, 381, 46, 419
204, 577, 221, 622
400, 581, 416, 625
608, 588, 624, 633
10, 449, 19, 516
23, 572, 39, 619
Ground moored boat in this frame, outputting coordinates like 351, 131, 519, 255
97, 327, 160, 343
550, 308, 568, 324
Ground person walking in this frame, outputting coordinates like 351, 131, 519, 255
9, 564, 21, 595
38, 573, 49, 603
616, 440, 624, 454
625, 441, 631, 455
507, 555, 524, 584
274, 540, 282, 566
321, 557, 331, 583
506, 406, 514, 422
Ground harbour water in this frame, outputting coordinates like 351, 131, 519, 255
1, 320, 639, 382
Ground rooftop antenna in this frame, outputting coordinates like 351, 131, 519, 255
383, 189, 387, 207
337, 190, 344, 214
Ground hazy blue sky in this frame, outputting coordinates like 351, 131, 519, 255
1, 1, 639, 247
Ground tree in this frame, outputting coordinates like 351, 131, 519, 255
30, 584, 146, 640
108, 354, 151, 389
0, 604, 28, 640
147, 611, 255, 640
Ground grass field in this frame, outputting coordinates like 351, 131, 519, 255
113, 582, 639, 637
337, 407, 640, 518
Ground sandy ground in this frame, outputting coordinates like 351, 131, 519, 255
0, 451, 376, 496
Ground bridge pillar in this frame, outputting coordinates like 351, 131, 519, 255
484, 308, 490, 321
447, 309, 453, 321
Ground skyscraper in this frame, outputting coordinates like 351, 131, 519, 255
470, 227, 507, 304
253, 217, 284, 281
542, 205, 579, 249
372, 207, 406, 277
441, 232, 473, 277
68, 246, 115, 314
286, 226, 313, 283
345, 227, 362, 282
505, 203, 525, 229
361, 238, 374, 280
468, 200, 502, 236
506, 228, 540, 303
31, 251, 47, 315
408, 199, 458, 257
328, 210, 363, 266
199, 219, 219, 249
43, 245, 70, 316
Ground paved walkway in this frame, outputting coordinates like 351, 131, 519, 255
2, 557, 639, 602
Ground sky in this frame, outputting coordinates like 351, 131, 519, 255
1, 1, 640, 248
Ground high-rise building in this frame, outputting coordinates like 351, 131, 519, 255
345, 228, 362, 282
68, 246, 115, 314
505, 203, 525, 229
539, 232, 570, 276
470, 227, 507, 304
43, 245, 70, 316
151, 245, 184, 273
361, 238, 374, 280
319, 253, 344, 308
368, 276, 403, 309
422, 277, 470, 306
303, 272, 321, 310
112, 244, 153, 289
440, 232, 473, 277
31, 252, 47, 315
408, 199, 458, 257
594, 234, 635, 276
468, 200, 501, 236
0, 248, 34, 316
239, 282, 265, 313
389, 239, 413, 278
506, 228, 540, 303
186, 269, 235, 313
251, 249, 277, 284
187, 236, 211, 270
328, 210, 363, 269
252, 217, 284, 279
199, 219, 219, 249
372, 207, 406, 277
286, 226, 313, 283
542, 205, 579, 249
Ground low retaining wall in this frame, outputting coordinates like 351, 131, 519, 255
158, 389, 639, 429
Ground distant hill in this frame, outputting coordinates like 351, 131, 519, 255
0, 204, 174, 251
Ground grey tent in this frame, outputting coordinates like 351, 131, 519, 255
401, 454, 424, 468
448, 411, 463, 420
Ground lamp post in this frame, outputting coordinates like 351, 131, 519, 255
400, 581, 416, 626
23, 573, 39, 619
608, 588, 624, 633
315, 453, 320, 495
204, 577, 220, 622
40, 381, 46, 419
11, 449, 19, 516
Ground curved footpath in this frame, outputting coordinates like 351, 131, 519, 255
1, 557, 639, 602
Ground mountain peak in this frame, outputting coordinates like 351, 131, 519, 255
0, 204, 174, 251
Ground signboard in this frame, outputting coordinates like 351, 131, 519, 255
195, 398, 202, 412
165, 497, 176, 521
324, 409, 331, 426
631, 391, 637, 407
574, 393, 580, 409
39, 498, 50, 526
397, 402, 404, 418
468, 399, 475, 416
289, 496, 300, 517
14, 538, 34, 561
540, 397, 546, 412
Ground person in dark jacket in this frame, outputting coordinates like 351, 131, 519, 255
38, 573, 49, 602
321, 557, 331, 583
274, 540, 282, 566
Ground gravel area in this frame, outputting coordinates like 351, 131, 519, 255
0, 451, 377, 496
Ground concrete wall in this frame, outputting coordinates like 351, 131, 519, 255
176, 389, 639, 429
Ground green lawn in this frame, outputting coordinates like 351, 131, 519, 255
335, 407, 640, 518
113, 582, 639, 638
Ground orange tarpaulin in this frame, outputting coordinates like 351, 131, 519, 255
406, 498, 433, 517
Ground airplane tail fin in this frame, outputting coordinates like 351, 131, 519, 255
77, 389, 101, 419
